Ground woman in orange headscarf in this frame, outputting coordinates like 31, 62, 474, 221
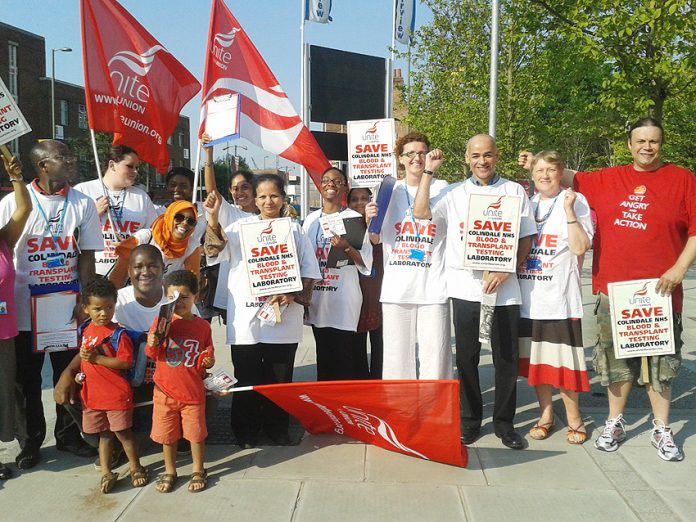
109, 200, 201, 288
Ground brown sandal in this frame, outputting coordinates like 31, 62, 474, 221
100, 471, 118, 494
567, 426, 588, 445
130, 466, 148, 488
529, 421, 555, 440
155, 473, 177, 493
188, 470, 207, 493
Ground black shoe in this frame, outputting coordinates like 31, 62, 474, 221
56, 439, 98, 458
0, 462, 13, 480
497, 430, 525, 450
460, 428, 480, 445
15, 446, 40, 470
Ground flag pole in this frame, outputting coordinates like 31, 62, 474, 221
388, 0, 397, 118
89, 129, 121, 240
488, 0, 500, 138
299, 0, 309, 220
192, 139, 202, 204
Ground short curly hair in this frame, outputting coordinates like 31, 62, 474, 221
394, 132, 430, 171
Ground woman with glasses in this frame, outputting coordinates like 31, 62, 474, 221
204, 174, 320, 447
303, 168, 373, 380
75, 145, 158, 278
108, 201, 200, 288
364, 132, 453, 380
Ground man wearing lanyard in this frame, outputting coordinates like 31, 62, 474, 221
0, 140, 103, 469
413, 134, 535, 449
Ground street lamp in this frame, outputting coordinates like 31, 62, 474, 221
51, 47, 73, 139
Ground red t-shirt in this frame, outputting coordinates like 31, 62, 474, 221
80, 322, 134, 410
574, 163, 696, 313
146, 315, 214, 405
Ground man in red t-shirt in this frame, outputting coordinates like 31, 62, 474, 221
520, 118, 696, 462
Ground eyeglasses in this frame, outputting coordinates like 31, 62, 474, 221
320, 177, 345, 186
173, 213, 197, 227
44, 155, 77, 163
400, 151, 428, 159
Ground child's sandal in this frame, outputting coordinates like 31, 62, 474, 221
100, 471, 119, 494
188, 470, 207, 493
130, 467, 148, 488
155, 473, 177, 493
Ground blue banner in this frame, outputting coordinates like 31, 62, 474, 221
394, 0, 416, 45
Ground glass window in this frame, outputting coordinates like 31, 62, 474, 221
78, 104, 88, 129
59, 99, 69, 126
8, 42, 18, 102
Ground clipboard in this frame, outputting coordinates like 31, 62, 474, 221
30, 283, 80, 352
203, 93, 241, 147
326, 216, 368, 268
367, 175, 396, 234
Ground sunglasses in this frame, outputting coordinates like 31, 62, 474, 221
173, 213, 197, 227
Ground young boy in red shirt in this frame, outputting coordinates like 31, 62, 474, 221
77, 279, 148, 493
146, 270, 215, 493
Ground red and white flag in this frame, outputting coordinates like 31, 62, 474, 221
254, 380, 467, 467
200, 0, 330, 187
81, 0, 200, 173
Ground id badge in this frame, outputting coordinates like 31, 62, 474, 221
46, 253, 65, 268
0, 301, 7, 315
409, 249, 425, 262
526, 257, 542, 271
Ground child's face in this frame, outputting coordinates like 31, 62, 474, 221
82, 295, 116, 326
167, 285, 196, 318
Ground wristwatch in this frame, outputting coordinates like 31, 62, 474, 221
423, 169, 434, 176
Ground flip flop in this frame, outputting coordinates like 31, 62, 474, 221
155, 473, 177, 493
130, 466, 149, 488
566, 425, 588, 445
100, 471, 119, 494
529, 421, 555, 440
188, 470, 207, 493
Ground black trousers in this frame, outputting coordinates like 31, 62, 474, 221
230, 343, 297, 444
452, 299, 519, 435
14, 331, 84, 449
313, 326, 368, 381
354, 327, 383, 379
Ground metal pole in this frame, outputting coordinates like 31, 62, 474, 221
388, 0, 397, 118
300, 1, 309, 219
488, 0, 500, 138
51, 50, 56, 139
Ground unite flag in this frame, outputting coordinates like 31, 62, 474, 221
394, 0, 416, 45
254, 379, 467, 467
200, 0, 331, 188
80, 0, 201, 173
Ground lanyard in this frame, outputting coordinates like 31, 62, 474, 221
107, 188, 126, 232
30, 186, 69, 249
534, 192, 561, 244
403, 187, 423, 242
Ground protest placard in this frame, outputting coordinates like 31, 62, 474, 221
608, 279, 674, 359
462, 194, 522, 272
239, 217, 302, 297
0, 76, 32, 146
347, 119, 396, 187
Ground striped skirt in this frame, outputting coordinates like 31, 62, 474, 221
518, 317, 590, 392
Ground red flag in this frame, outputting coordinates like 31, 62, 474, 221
80, 0, 201, 172
255, 380, 467, 467
200, 0, 330, 188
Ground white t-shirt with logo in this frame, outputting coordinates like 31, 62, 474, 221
74, 179, 158, 276
0, 184, 104, 331
432, 177, 536, 305
212, 215, 321, 345
303, 208, 372, 331
380, 178, 452, 305
517, 190, 594, 319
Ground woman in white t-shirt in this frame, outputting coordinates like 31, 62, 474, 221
518, 151, 594, 445
204, 174, 320, 447
74, 145, 158, 277
304, 167, 372, 380
365, 132, 452, 380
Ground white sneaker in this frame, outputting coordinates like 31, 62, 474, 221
651, 420, 684, 462
594, 414, 626, 452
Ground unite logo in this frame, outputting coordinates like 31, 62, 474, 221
361, 121, 380, 142
629, 282, 651, 305
257, 221, 277, 244
107, 45, 166, 112
211, 28, 240, 70
634, 185, 647, 195
483, 195, 504, 219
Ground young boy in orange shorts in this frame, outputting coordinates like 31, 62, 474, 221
77, 279, 148, 493
146, 270, 215, 493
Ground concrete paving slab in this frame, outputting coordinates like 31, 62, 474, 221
620, 445, 696, 491
656, 490, 696, 522
460, 486, 639, 522
244, 434, 366, 481
119, 478, 301, 522
365, 444, 486, 486
294, 481, 467, 522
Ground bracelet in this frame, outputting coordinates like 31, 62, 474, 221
344, 247, 351, 253
423, 169, 434, 176
9, 178, 23, 183
567, 220, 577, 224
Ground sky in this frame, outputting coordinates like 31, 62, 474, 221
3, 0, 432, 171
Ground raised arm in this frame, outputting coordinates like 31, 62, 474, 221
202, 134, 217, 195
0, 154, 32, 248
412, 149, 444, 220
564, 189, 591, 256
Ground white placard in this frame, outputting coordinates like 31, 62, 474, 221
319, 214, 346, 238
203, 368, 237, 394
203, 93, 240, 147
239, 217, 303, 297
608, 278, 675, 359
0, 76, 32, 145
31, 291, 78, 352
347, 118, 396, 188
462, 194, 522, 272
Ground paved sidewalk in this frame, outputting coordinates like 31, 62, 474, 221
1, 265, 695, 521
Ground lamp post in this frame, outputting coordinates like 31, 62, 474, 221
263, 155, 270, 170
51, 47, 73, 139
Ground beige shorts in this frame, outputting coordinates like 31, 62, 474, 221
593, 293, 682, 393
150, 386, 207, 445
83, 407, 133, 434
